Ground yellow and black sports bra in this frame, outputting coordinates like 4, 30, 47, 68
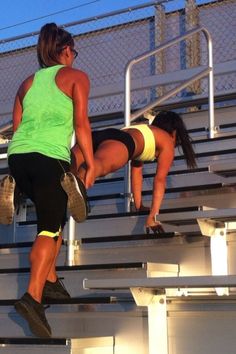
122, 124, 156, 161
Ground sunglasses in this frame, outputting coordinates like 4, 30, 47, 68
70, 48, 78, 59
61, 46, 78, 59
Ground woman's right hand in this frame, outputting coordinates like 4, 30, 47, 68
145, 214, 165, 234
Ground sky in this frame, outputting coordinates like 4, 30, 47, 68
0, 0, 214, 41
0, 0, 159, 40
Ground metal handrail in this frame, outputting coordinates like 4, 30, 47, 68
124, 26, 215, 211
67, 133, 76, 266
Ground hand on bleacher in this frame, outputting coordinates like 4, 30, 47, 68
145, 215, 164, 235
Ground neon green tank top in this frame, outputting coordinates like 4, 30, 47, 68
8, 65, 73, 162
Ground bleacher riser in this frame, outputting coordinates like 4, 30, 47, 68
89, 171, 235, 197
87, 183, 236, 216
182, 106, 236, 131
0, 266, 150, 299
0, 245, 67, 269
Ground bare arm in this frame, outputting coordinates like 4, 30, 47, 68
131, 160, 146, 210
13, 75, 34, 132
12, 93, 23, 132
72, 71, 95, 188
146, 143, 174, 227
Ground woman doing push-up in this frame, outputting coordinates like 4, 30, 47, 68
71, 110, 197, 233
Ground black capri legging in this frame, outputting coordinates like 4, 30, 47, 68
8, 152, 70, 236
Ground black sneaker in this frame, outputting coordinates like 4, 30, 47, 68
0, 175, 15, 225
14, 292, 51, 338
42, 278, 71, 302
60, 172, 88, 222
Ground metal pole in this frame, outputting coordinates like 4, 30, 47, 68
205, 29, 215, 139
125, 63, 131, 127
66, 133, 76, 266
67, 216, 76, 266
124, 63, 132, 212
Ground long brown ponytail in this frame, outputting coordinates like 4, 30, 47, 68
37, 23, 74, 68
151, 111, 197, 168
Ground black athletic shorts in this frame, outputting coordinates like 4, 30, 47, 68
92, 128, 135, 160
8, 152, 70, 235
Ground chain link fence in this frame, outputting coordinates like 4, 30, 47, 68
0, 0, 235, 131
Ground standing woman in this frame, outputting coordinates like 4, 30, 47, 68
6, 23, 95, 337
71, 111, 196, 232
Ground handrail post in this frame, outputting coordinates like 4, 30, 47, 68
125, 63, 132, 127
67, 216, 76, 266
205, 29, 215, 139
124, 63, 132, 212
66, 133, 76, 266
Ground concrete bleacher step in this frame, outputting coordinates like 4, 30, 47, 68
71, 206, 236, 238
81, 232, 176, 245
156, 207, 236, 226
0, 205, 201, 245
0, 337, 114, 353
178, 105, 236, 134
0, 242, 68, 268
0, 300, 146, 352
87, 180, 236, 217
0, 296, 120, 306
13, 214, 199, 241
0, 293, 145, 339
0, 240, 182, 350
84, 274, 236, 291
0, 261, 150, 299
209, 158, 236, 177
0, 260, 178, 347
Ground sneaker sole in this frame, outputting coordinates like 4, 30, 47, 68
14, 301, 51, 338
61, 172, 87, 223
0, 175, 15, 225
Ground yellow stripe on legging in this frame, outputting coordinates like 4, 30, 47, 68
38, 230, 60, 238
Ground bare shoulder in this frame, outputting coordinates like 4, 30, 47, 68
150, 126, 175, 159
18, 74, 35, 100
61, 67, 89, 84
150, 125, 172, 143
20, 74, 34, 89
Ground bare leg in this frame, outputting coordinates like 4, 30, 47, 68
94, 141, 129, 176
46, 234, 62, 282
77, 140, 129, 183
27, 236, 57, 302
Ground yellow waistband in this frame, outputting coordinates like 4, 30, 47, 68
38, 228, 61, 238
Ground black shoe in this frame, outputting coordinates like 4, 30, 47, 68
14, 292, 51, 338
60, 172, 88, 222
42, 277, 71, 302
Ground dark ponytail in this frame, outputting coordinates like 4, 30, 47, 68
37, 23, 74, 68
151, 111, 197, 169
